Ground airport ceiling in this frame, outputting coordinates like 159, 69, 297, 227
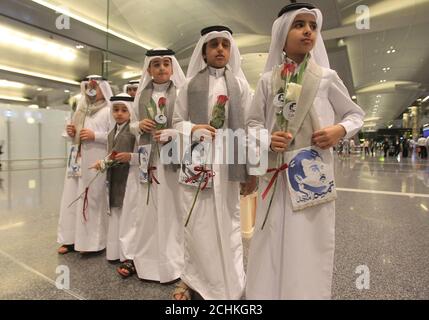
0, 0, 428, 131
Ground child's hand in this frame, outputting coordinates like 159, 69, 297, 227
312, 125, 346, 150
240, 176, 257, 196
80, 129, 95, 141
66, 124, 76, 138
139, 119, 156, 133
114, 152, 131, 163
270, 131, 293, 153
152, 129, 174, 144
192, 124, 216, 141
90, 160, 102, 171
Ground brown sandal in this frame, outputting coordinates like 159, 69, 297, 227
57, 244, 75, 255
172, 281, 192, 300
116, 260, 136, 278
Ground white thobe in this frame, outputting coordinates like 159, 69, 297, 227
172, 67, 252, 300
57, 103, 110, 252
125, 82, 184, 283
57, 113, 78, 245
245, 64, 365, 299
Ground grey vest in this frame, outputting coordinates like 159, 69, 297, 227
187, 67, 247, 182
107, 122, 136, 208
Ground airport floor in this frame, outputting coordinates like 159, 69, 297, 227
0, 152, 428, 300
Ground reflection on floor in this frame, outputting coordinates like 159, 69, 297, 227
0, 153, 428, 300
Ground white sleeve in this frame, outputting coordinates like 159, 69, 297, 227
94, 108, 110, 145
328, 71, 365, 139
129, 152, 140, 166
245, 76, 271, 176
61, 127, 73, 141
129, 120, 142, 138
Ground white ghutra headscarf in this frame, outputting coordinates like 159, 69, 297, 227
264, 3, 330, 73
187, 25, 248, 83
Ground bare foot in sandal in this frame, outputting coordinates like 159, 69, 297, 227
57, 244, 75, 255
117, 260, 136, 278
172, 281, 192, 300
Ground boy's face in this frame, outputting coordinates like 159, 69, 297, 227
204, 37, 231, 68
126, 86, 138, 97
283, 13, 317, 58
112, 103, 130, 125
148, 57, 173, 84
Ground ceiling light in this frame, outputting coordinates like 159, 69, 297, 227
364, 117, 381, 122
0, 64, 80, 85
122, 71, 141, 79
422, 96, 429, 102
75, 44, 85, 49
0, 25, 76, 62
388, 124, 393, 129
26, 117, 35, 124
0, 94, 30, 102
37, 88, 43, 91
64, 89, 70, 93
28, 180, 37, 189
28, 104, 39, 109
0, 79, 25, 88
31, 0, 154, 50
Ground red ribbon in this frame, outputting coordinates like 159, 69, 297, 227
185, 166, 215, 190
261, 163, 289, 200
82, 187, 89, 222
148, 166, 160, 185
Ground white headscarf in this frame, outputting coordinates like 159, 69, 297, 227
78, 75, 113, 104
123, 80, 140, 94
264, 7, 330, 73
109, 93, 137, 131
71, 75, 113, 144
186, 29, 247, 83
134, 48, 186, 106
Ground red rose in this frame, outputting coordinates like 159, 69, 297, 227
110, 151, 118, 160
158, 97, 167, 108
281, 63, 296, 79
216, 95, 229, 106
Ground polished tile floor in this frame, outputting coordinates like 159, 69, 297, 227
0, 152, 428, 300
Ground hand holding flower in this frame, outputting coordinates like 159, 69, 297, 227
191, 124, 217, 141
90, 160, 102, 171
66, 124, 76, 138
270, 131, 293, 153
240, 176, 257, 196
114, 152, 131, 163
139, 119, 156, 133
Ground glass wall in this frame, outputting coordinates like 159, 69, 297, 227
0, 104, 69, 170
